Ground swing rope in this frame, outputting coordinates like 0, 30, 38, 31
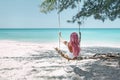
57, 1, 61, 50
77, 1, 81, 42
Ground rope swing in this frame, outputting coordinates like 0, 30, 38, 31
55, 1, 81, 61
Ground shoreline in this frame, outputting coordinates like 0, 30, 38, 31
0, 40, 120, 57
0, 39, 120, 48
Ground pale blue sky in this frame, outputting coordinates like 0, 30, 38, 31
0, 0, 120, 28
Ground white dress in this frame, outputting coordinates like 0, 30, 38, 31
64, 43, 75, 59
65, 51, 74, 59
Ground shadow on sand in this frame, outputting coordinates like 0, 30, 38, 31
70, 60, 120, 80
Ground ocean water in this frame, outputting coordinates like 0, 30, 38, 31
0, 28, 120, 47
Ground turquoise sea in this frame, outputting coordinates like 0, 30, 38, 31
0, 28, 120, 46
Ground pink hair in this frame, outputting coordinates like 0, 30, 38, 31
69, 32, 80, 57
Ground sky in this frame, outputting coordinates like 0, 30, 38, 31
0, 0, 120, 28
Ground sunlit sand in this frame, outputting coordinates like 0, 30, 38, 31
0, 40, 120, 80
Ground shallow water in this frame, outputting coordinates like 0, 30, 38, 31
0, 28, 120, 46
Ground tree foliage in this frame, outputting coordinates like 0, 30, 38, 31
40, 0, 120, 24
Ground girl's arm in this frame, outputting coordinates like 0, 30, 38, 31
59, 32, 68, 46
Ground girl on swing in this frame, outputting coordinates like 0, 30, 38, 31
55, 32, 81, 61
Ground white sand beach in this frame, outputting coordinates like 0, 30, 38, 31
0, 40, 120, 80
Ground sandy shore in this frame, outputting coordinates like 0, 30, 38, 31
0, 40, 120, 80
